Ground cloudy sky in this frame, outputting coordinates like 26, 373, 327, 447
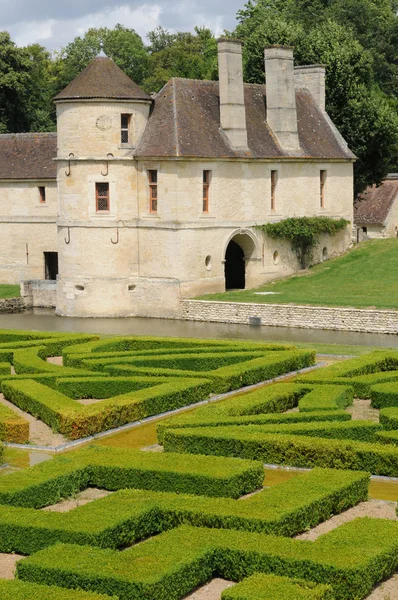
1, 0, 245, 50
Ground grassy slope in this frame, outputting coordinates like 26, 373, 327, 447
199, 239, 398, 310
0, 285, 20, 298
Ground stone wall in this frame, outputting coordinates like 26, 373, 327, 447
181, 299, 398, 334
21, 280, 57, 308
0, 297, 25, 313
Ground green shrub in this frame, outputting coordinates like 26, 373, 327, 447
379, 407, 398, 430
2, 377, 213, 439
17, 519, 398, 600
297, 351, 398, 397
0, 445, 262, 508
0, 468, 368, 555
370, 381, 398, 408
298, 385, 353, 412
0, 402, 29, 443
163, 426, 398, 476
375, 430, 398, 444
221, 573, 333, 600
0, 579, 115, 599
157, 383, 351, 443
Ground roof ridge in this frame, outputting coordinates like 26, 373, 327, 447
0, 132, 57, 139
172, 79, 180, 158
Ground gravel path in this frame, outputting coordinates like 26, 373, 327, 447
42, 488, 111, 512
347, 398, 380, 422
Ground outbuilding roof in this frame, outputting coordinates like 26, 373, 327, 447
54, 56, 151, 102
136, 78, 355, 160
354, 176, 398, 225
0, 133, 57, 180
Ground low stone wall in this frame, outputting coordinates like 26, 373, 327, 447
0, 297, 26, 313
20, 280, 57, 308
181, 299, 398, 334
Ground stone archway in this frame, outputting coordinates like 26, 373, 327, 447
225, 240, 245, 290
224, 232, 257, 290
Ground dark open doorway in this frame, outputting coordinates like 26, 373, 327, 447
44, 252, 58, 280
225, 240, 245, 290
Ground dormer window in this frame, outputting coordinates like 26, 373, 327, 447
121, 114, 131, 144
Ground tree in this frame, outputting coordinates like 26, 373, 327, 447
24, 44, 56, 132
144, 27, 218, 93
0, 32, 32, 132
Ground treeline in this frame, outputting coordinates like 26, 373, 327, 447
1, 0, 398, 194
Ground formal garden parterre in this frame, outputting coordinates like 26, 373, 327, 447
0, 331, 395, 598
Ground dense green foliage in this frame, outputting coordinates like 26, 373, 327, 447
0, 580, 114, 600
17, 519, 398, 599
200, 239, 398, 310
0, 468, 368, 554
257, 217, 348, 268
222, 573, 334, 600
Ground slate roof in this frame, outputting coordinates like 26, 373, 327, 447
136, 78, 355, 160
354, 176, 398, 225
0, 133, 57, 180
54, 56, 150, 101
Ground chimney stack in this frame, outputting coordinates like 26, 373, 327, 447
264, 45, 300, 152
294, 65, 326, 111
217, 38, 248, 150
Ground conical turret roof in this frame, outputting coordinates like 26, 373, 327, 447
54, 55, 150, 102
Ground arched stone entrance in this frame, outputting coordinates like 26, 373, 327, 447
225, 240, 245, 290
224, 231, 259, 291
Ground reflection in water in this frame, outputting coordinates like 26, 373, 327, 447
1, 447, 53, 474
0, 309, 396, 349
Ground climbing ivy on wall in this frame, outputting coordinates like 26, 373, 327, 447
256, 217, 349, 269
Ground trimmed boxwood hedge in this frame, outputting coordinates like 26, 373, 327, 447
221, 573, 333, 600
77, 349, 315, 394
17, 519, 398, 600
379, 407, 398, 430
0, 402, 29, 443
370, 381, 398, 408
0, 445, 262, 508
0, 579, 115, 600
297, 351, 398, 397
0, 468, 368, 555
2, 376, 213, 439
157, 383, 352, 442
163, 426, 398, 476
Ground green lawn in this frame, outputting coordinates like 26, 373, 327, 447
199, 239, 398, 310
0, 285, 20, 298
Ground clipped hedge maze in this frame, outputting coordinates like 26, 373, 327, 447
161, 358, 398, 476
0, 443, 394, 600
0, 332, 315, 440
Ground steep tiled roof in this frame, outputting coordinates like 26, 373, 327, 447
136, 79, 355, 160
54, 56, 150, 101
0, 133, 56, 180
354, 176, 398, 225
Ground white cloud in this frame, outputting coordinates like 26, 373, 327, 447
10, 4, 163, 50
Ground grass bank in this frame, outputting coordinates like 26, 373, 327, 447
199, 239, 398, 310
0, 285, 20, 298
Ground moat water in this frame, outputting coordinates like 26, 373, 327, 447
0, 308, 397, 349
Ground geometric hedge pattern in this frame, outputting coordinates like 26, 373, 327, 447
0, 332, 315, 441
0, 333, 396, 598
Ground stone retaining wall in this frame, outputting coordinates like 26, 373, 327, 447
181, 299, 398, 334
20, 280, 56, 308
0, 298, 26, 313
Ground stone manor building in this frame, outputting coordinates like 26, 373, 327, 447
0, 41, 355, 318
